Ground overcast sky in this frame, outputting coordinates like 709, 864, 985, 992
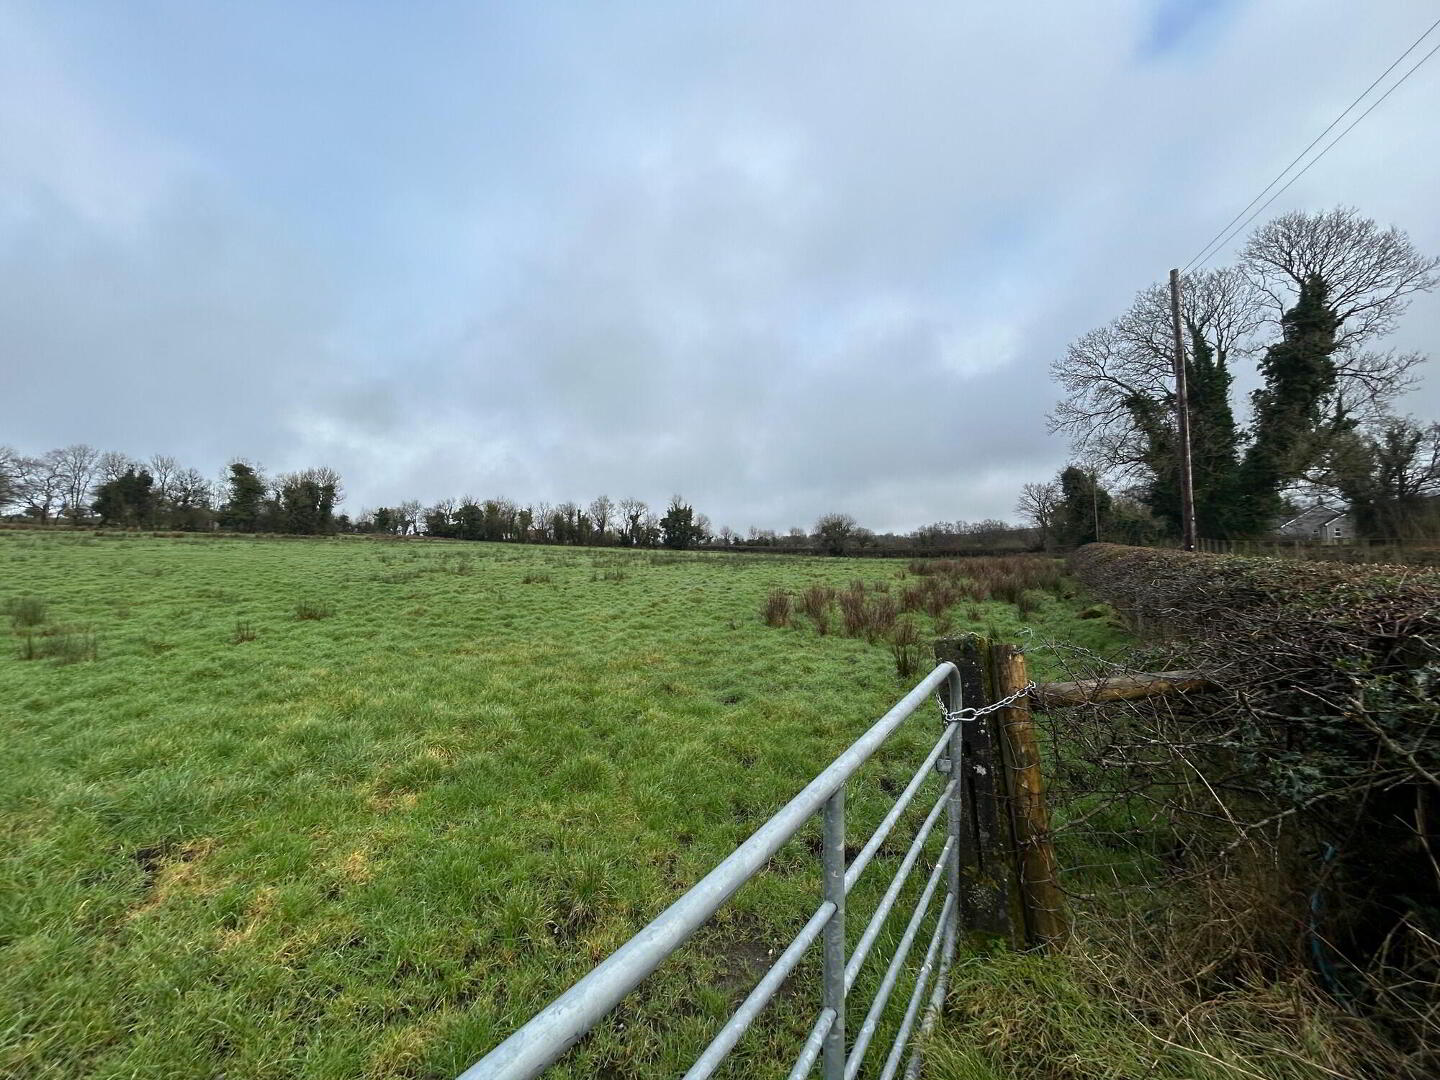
2, 1, 1438, 533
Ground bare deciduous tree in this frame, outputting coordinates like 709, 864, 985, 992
1241, 206, 1440, 350
814, 512, 859, 556
397, 498, 421, 536
588, 494, 613, 544
1053, 211, 1437, 475
618, 497, 647, 546
147, 454, 177, 504
17, 451, 66, 522
56, 444, 101, 521
1015, 481, 1061, 549
1050, 266, 1262, 473
170, 467, 212, 508
96, 450, 134, 486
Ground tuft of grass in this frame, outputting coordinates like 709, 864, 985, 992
231, 620, 257, 644
17, 628, 98, 664
521, 572, 552, 584
5, 594, 49, 628
293, 599, 335, 620
925, 934, 1382, 1080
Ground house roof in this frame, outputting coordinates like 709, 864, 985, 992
1277, 504, 1350, 530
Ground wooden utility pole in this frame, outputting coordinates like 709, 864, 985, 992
1169, 269, 1198, 551
1090, 468, 1102, 543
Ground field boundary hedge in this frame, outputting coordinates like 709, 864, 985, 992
1066, 543, 1440, 1072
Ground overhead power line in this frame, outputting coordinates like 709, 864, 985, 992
1182, 16, 1440, 273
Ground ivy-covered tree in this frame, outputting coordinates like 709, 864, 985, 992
275, 468, 341, 534
1128, 326, 1243, 536
660, 496, 704, 550
1053, 209, 1436, 539
1054, 466, 1112, 548
220, 462, 267, 532
92, 468, 156, 527
1234, 275, 1340, 533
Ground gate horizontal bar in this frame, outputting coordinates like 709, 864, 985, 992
788, 1008, 837, 1080
459, 661, 959, 1080
901, 914, 957, 1080
879, 894, 954, 1080
682, 900, 836, 1080
845, 780, 955, 993
845, 836, 955, 1080
845, 723, 955, 893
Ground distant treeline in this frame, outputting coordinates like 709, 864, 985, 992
0, 444, 1039, 554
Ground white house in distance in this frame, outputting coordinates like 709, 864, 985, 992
1275, 503, 1353, 543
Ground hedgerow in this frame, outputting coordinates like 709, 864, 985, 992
1065, 543, 1440, 1074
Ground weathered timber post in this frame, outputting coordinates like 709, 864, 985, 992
989, 643, 1068, 948
934, 635, 1017, 943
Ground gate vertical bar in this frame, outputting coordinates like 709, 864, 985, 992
822, 787, 847, 1080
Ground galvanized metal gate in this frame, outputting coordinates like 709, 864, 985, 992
460, 661, 972, 1080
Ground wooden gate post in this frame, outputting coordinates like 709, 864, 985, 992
989, 643, 1068, 948
934, 635, 1017, 944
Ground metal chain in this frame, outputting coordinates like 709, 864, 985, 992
938, 681, 1037, 724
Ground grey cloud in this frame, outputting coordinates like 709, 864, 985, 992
3, 1, 1438, 533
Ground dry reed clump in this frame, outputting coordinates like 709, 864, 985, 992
921, 579, 956, 618
865, 595, 898, 642
761, 589, 792, 628
890, 618, 923, 680
837, 587, 867, 637
828, 584, 904, 642
799, 584, 835, 635
905, 555, 1069, 611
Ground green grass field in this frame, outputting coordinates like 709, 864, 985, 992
0, 530, 1125, 1079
